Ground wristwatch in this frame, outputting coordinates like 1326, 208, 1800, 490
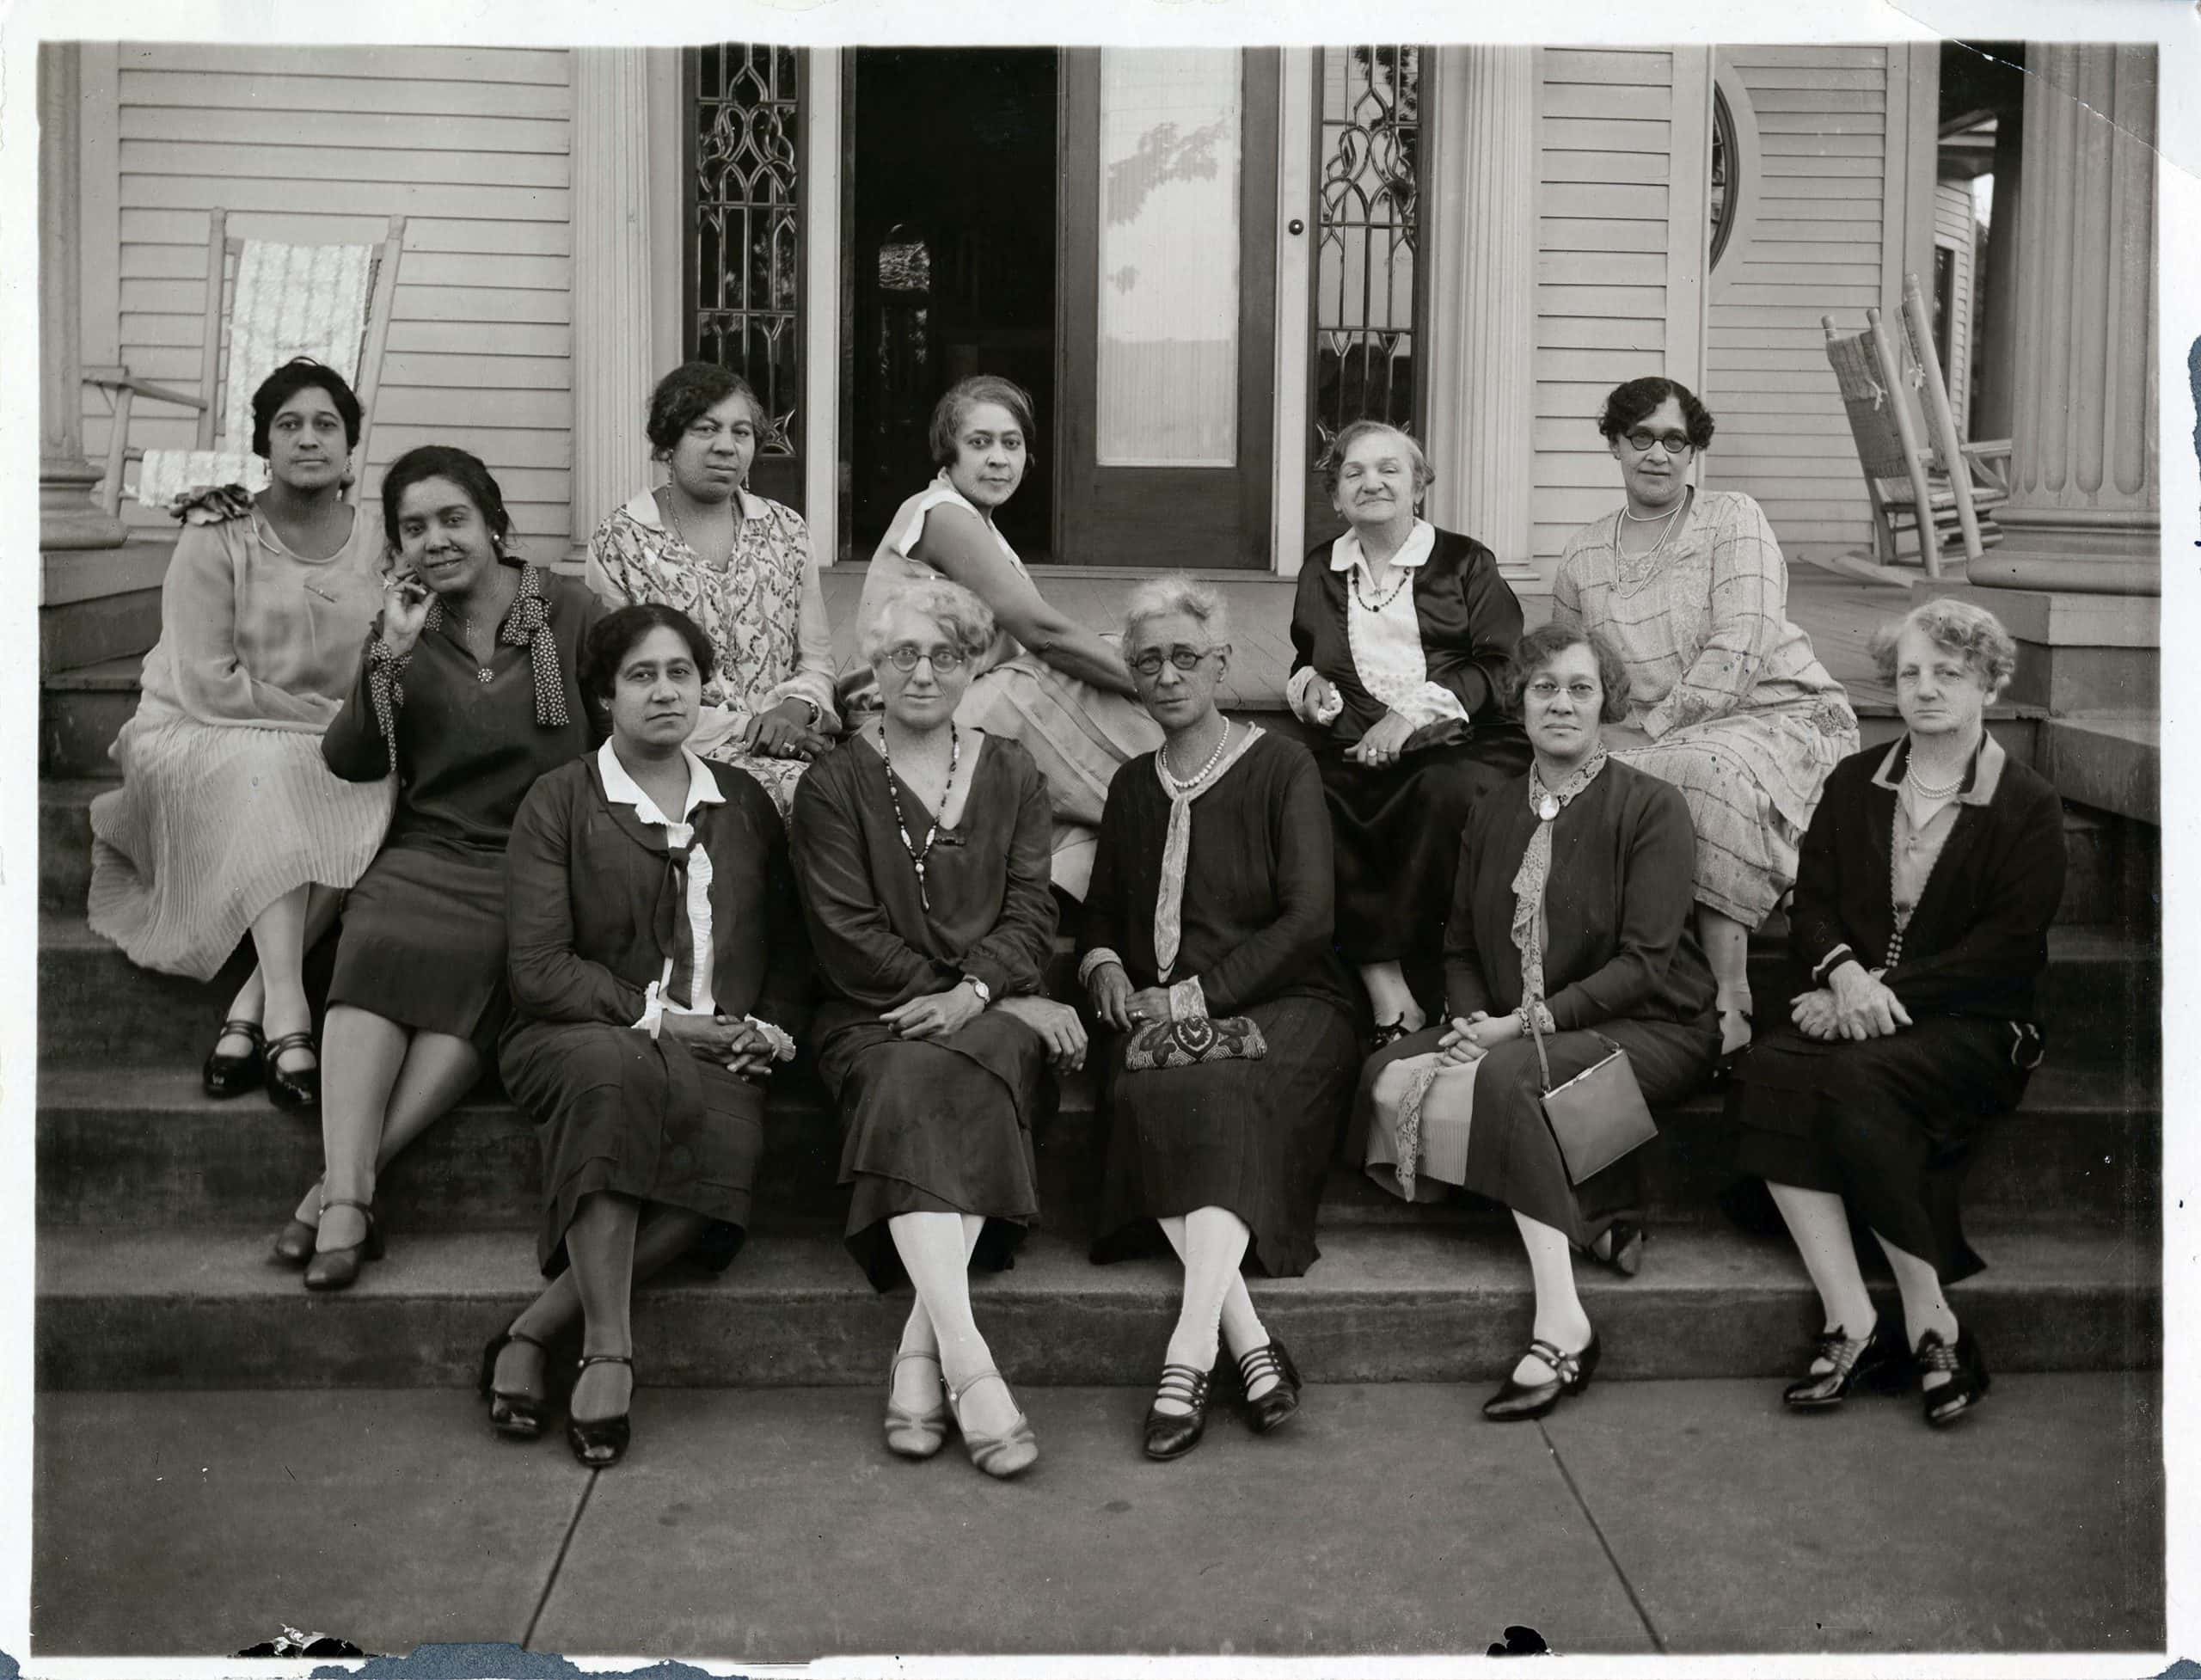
961, 975, 992, 1005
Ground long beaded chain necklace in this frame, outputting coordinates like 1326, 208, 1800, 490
878, 720, 960, 910
1351, 556, 1413, 613
1885, 745, 1968, 966
1161, 719, 1232, 794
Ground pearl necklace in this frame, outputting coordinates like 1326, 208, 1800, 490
1618, 497, 1686, 557
878, 721, 959, 911
1904, 758, 1966, 800
1162, 720, 1232, 794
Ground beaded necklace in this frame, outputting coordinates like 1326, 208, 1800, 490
878, 720, 960, 911
1350, 560, 1413, 614
1160, 719, 1232, 793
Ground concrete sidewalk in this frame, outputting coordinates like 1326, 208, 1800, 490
34, 1375, 2161, 1662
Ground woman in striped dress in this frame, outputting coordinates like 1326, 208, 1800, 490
88, 358, 395, 1111
1553, 377, 1859, 1062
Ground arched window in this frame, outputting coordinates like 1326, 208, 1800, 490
1708, 84, 1738, 270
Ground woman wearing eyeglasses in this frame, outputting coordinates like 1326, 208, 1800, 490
791, 578, 1084, 1480
1352, 623, 1720, 1420
1554, 378, 1858, 1064
1081, 576, 1357, 1460
1287, 420, 1531, 1046
854, 375, 1162, 898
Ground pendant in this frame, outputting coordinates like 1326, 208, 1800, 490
476, 668, 494, 684
1539, 794, 1560, 821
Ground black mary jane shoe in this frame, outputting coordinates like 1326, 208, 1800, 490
1235, 1339, 1304, 1435
1916, 1327, 1989, 1429
1782, 1315, 1909, 1409
202, 1019, 266, 1100
271, 1215, 318, 1268
1143, 1362, 1214, 1462
567, 1353, 635, 1468
302, 1199, 384, 1292
1589, 1220, 1646, 1278
1482, 1334, 1601, 1423
481, 1327, 555, 1442
264, 1031, 322, 1113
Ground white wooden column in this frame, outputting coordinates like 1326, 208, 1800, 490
801, 49, 843, 566
40, 43, 125, 552
1971, 42, 2157, 596
1419, 46, 1536, 584
567, 48, 659, 561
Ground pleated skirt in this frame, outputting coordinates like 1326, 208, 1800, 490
88, 714, 394, 982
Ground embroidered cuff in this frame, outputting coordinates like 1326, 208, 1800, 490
634, 981, 665, 1040
1810, 945, 1857, 987
1168, 976, 1209, 1021
1077, 947, 1125, 988
1396, 682, 1470, 731
744, 1015, 798, 1062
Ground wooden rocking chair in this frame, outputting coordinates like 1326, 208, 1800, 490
1819, 271, 2009, 582
82, 208, 407, 516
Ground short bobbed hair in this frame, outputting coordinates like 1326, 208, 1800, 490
581, 603, 717, 702
1596, 377, 1717, 453
1869, 597, 2019, 696
862, 579, 997, 668
1121, 573, 1230, 650
929, 375, 1038, 467
1504, 622, 1633, 724
1319, 420, 1433, 498
380, 445, 514, 557
646, 361, 763, 455
251, 357, 363, 457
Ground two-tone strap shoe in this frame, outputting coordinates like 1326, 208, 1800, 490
948, 1369, 1039, 1479
202, 1019, 265, 1099
1482, 1334, 1601, 1422
883, 1350, 950, 1460
264, 1031, 322, 1112
1916, 1327, 1989, 1428
481, 1327, 555, 1442
1143, 1362, 1214, 1461
1235, 1340, 1303, 1435
1782, 1315, 1910, 1409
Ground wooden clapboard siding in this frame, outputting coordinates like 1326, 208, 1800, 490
1701, 46, 1895, 562
1933, 178, 1978, 436
1530, 46, 1677, 576
83, 44, 575, 549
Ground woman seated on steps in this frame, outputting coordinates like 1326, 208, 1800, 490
1732, 598, 2063, 1429
1082, 575, 1358, 1461
485, 603, 810, 1468
792, 579, 1087, 1481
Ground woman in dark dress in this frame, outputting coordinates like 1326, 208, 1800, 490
1289, 420, 1531, 1042
272, 446, 604, 1290
1734, 598, 2063, 1428
1356, 622, 1721, 1420
1082, 577, 1358, 1460
791, 578, 1084, 1480
487, 604, 810, 1467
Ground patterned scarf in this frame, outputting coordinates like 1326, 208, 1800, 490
1387, 745, 1609, 1197
1510, 746, 1609, 1008
1150, 721, 1264, 979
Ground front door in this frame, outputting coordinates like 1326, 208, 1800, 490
1055, 49, 1280, 567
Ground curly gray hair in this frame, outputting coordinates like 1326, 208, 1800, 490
1120, 573, 1231, 649
1869, 597, 2019, 696
1318, 420, 1433, 499
861, 579, 997, 668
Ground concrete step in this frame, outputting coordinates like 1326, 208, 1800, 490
34, 1059, 2161, 1235
40, 658, 139, 779
34, 1221, 2157, 1392
39, 907, 2161, 1072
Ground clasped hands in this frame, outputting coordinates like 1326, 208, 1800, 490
1434, 1009, 1524, 1065
1790, 960, 1912, 1042
659, 1011, 781, 1076
884, 982, 1087, 1072
740, 697, 835, 761
1085, 961, 1174, 1034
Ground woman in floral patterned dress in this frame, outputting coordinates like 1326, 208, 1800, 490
586, 361, 838, 815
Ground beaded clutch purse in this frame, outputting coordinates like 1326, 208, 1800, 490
1122, 1015, 1268, 1071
